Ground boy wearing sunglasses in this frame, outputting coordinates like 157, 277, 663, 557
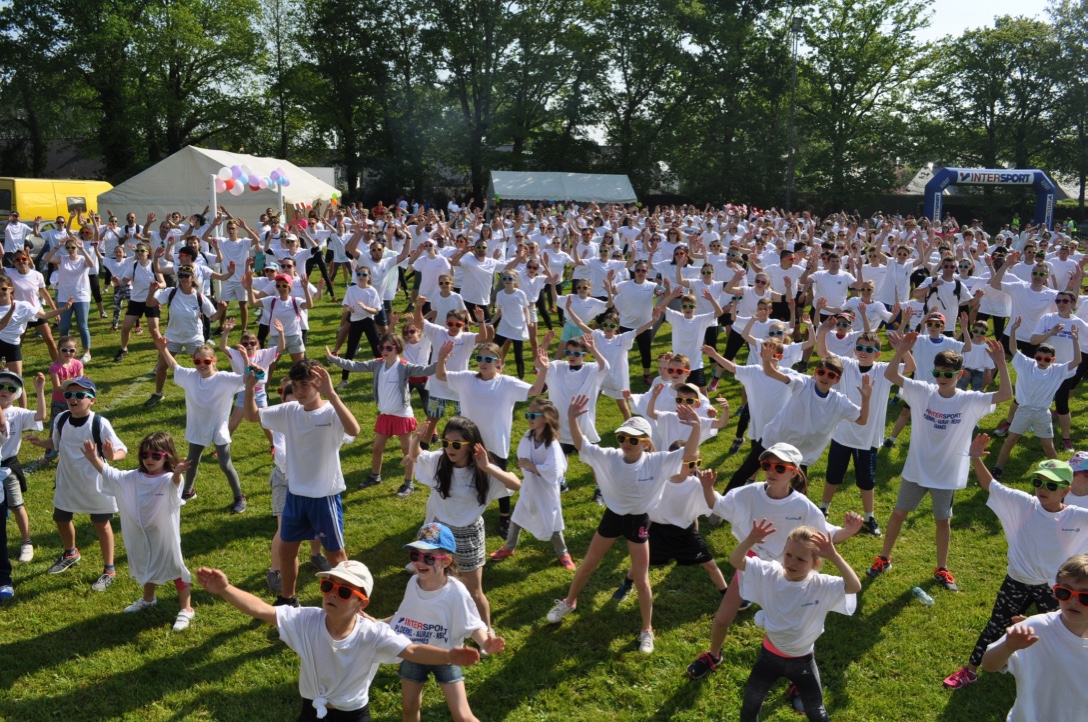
989, 317, 1080, 478
198, 559, 480, 722
981, 553, 1088, 721
645, 381, 728, 452
944, 446, 1088, 690
870, 334, 1011, 590
25, 377, 128, 591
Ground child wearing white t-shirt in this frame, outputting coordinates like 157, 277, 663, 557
731, 520, 861, 721
220, 318, 282, 445
198, 560, 480, 722
564, 305, 655, 420
82, 431, 196, 631
981, 554, 1088, 722
660, 286, 723, 391
943, 446, 1088, 690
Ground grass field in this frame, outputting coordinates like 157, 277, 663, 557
0, 290, 1074, 721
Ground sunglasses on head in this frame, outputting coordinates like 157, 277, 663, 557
760, 460, 798, 474
614, 433, 645, 446
675, 397, 698, 406
1032, 476, 1070, 492
525, 411, 544, 420
855, 344, 878, 354
932, 369, 957, 378
408, 549, 451, 567
139, 451, 167, 461
63, 391, 94, 400
319, 578, 368, 602
193, 358, 215, 366
1053, 584, 1088, 605
441, 438, 470, 450
474, 354, 498, 363
815, 368, 840, 380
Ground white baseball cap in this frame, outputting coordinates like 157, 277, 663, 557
615, 416, 653, 438
759, 442, 803, 467
316, 560, 374, 597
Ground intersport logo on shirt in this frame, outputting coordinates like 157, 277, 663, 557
957, 171, 1033, 185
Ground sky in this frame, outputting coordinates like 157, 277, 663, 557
918, 0, 1052, 41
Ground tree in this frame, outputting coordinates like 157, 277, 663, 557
1050, 0, 1088, 216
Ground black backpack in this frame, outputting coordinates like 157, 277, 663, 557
55, 411, 104, 458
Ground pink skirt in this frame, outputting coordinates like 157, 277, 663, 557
375, 414, 417, 436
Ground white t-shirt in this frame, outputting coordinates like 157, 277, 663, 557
0, 405, 42, 460
343, 284, 383, 322
258, 295, 305, 339
213, 237, 254, 279
611, 280, 657, 328
739, 556, 856, 657
546, 359, 610, 444
592, 329, 637, 396
577, 443, 685, 515
494, 288, 530, 340
987, 481, 1088, 585
173, 367, 244, 446
52, 412, 128, 515
986, 611, 1088, 722
431, 292, 467, 325
1030, 313, 1088, 365
277, 606, 409, 714
56, 254, 95, 302
260, 401, 352, 497
734, 364, 804, 442
830, 358, 894, 450
389, 577, 487, 650
411, 254, 452, 300
1000, 278, 1058, 338
664, 308, 717, 370
510, 433, 567, 540
458, 254, 501, 305
225, 347, 278, 393
414, 449, 511, 527
421, 323, 481, 401
444, 371, 531, 457
119, 260, 159, 301
9, 268, 45, 311
899, 378, 995, 490
713, 483, 839, 559
809, 270, 856, 310
650, 475, 713, 527
912, 335, 965, 379
0, 301, 40, 344
99, 465, 189, 585
918, 276, 968, 315
155, 287, 217, 345
761, 377, 859, 465
1011, 352, 1075, 408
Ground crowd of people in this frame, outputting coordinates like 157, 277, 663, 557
3, 200, 1088, 721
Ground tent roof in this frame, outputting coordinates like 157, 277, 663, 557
487, 171, 637, 203
98, 146, 339, 225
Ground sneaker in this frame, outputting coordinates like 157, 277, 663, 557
497, 516, 510, 539
934, 567, 960, 592
113, 349, 129, 362
882, 437, 896, 448
430, 433, 439, 445
144, 393, 163, 407
642, 374, 653, 386
637, 629, 654, 654
266, 569, 282, 595
18, 541, 33, 563
867, 556, 892, 578
707, 377, 720, 393
124, 597, 158, 613
706, 513, 724, 527
489, 546, 515, 561
737, 599, 754, 612
336, 380, 349, 390
230, 495, 247, 514
613, 577, 634, 602
990, 466, 1004, 480
80, 351, 91, 363
559, 479, 570, 494
92, 571, 116, 591
546, 598, 576, 623
994, 420, 1011, 437
359, 473, 381, 489
593, 487, 605, 507
687, 651, 722, 680
135, 325, 143, 335
172, 610, 195, 631
0, 585, 12, 601
728, 438, 743, 455
558, 554, 576, 570
310, 554, 332, 572
181, 489, 197, 503
273, 595, 299, 608
863, 517, 882, 537
1063, 438, 1074, 452
99, 312, 108, 319
785, 684, 805, 713
943, 666, 978, 689
42, 449, 59, 461
108, 325, 117, 333
48, 550, 81, 574
396, 481, 415, 498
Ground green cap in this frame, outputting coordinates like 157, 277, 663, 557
1030, 459, 1073, 486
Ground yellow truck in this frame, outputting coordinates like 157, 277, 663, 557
0, 177, 113, 222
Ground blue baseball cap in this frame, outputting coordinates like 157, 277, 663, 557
61, 376, 97, 394
404, 522, 456, 552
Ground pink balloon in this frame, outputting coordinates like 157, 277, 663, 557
214, 179, 227, 193
258, 177, 269, 189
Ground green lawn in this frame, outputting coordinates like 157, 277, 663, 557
0, 292, 1071, 721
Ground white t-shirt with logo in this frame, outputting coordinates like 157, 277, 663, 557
899, 378, 995, 490
649, 475, 713, 528
52, 411, 128, 515
0, 405, 42, 460
987, 481, 1088, 586
156, 287, 216, 345
389, 576, 486, 650
664, 308, 717, 370
712, 483, 839, 559
444, 371, 531, 457
421, 322, 481, 401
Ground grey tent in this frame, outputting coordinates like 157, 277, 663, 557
487, 171, 637, 203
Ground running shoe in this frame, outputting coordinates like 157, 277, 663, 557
687, 651, 722, 680
173, 610, 195, 631
18, 541, 33, 563
993, 420, 1011, 437
613, 577, 634, 602
359, 473, 381, 489
230, 495, 247, 514
266, 569, 282, 595
867, 556, 892, 578
144, 393, 163, 407
0, 585, 12, 601
933, 567, 960, 592
558, 554, 576, 570
310, 554, 332, 572
489, 546, 515, 561
728, 438, 743, 455
113, 349, 128, 362
546, 598, 576, 623
637, 629, 654, 654
80, 352, 91, 363
882, 437, 896, 448
124, 597, 158, 613
91, 571, 116, 591
863, 517, 882, 537
593, 487, 605, 507
737, 599, 754, 612
396, 481, 415, 498
48, 550, 81, 574
942, 666, 978, 689
1063, 438, 1074, 452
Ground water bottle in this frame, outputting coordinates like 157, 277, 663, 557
911, 586, 934, 606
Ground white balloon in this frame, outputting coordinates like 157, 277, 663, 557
217, 167, 232, 181
229, 183, 245, 196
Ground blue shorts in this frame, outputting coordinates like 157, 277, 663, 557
281, 490, 345, 551
234, 388, 269, 408
398, 659, 464, 686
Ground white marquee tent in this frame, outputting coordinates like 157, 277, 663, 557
97, 146, 340, 226
487, 171, 637, 203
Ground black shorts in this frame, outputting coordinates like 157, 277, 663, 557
26, 317, 47, 328
53, 507, 114, 523
297, 700, 370, 722
0, 338, 22, 362
648, 522, 713, 566
597, 508, 650, 544
125, 301, 161, 319
375, 300, 392, 327
688, 367, 707, 387
771, 300, 791, 321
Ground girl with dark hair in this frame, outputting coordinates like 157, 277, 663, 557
406, 416, 522, 629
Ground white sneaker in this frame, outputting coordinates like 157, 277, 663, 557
81, 351, 92, 363
638, 629, 655, 654
173, 609, 195, 631
18, 541, 33, 563
546, 598, 576, 624
124, 597, 158, 613
336, 380, 349, 390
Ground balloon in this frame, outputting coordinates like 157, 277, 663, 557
237, 173, 249, 186
229, 183, 244, 196
242, 165, 255, 178
331, 191, 340, 200
217, 167, 232, 181
270, 170, 280, 181
282, 178, 291, 187
249, 182, 260, 191
224, 178, 235, 191
214, 179, 227, 193
231, 165, 243, 179
258, 177, 268, 189
330, 197, 338, 205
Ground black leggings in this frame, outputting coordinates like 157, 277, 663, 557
535, 295, 554, 330
493, 333, 525, 379
258, 323, 269, 348
342, 318, 380, 380
728, 439, 767, 493
619, 325, 653, 371
184, 442, 243, 498
88, 273, 102, 305
408, 378, 429, 409
489, 452, 511, 515
734, 404, 751, 442
305, 249, 336, 299
969, 575, 1057, 667
740, 647, 829, 722
721, 328, 747, 362
1054, 360, 1088, 415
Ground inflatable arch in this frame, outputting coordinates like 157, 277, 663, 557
923, 168, 1056, 229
